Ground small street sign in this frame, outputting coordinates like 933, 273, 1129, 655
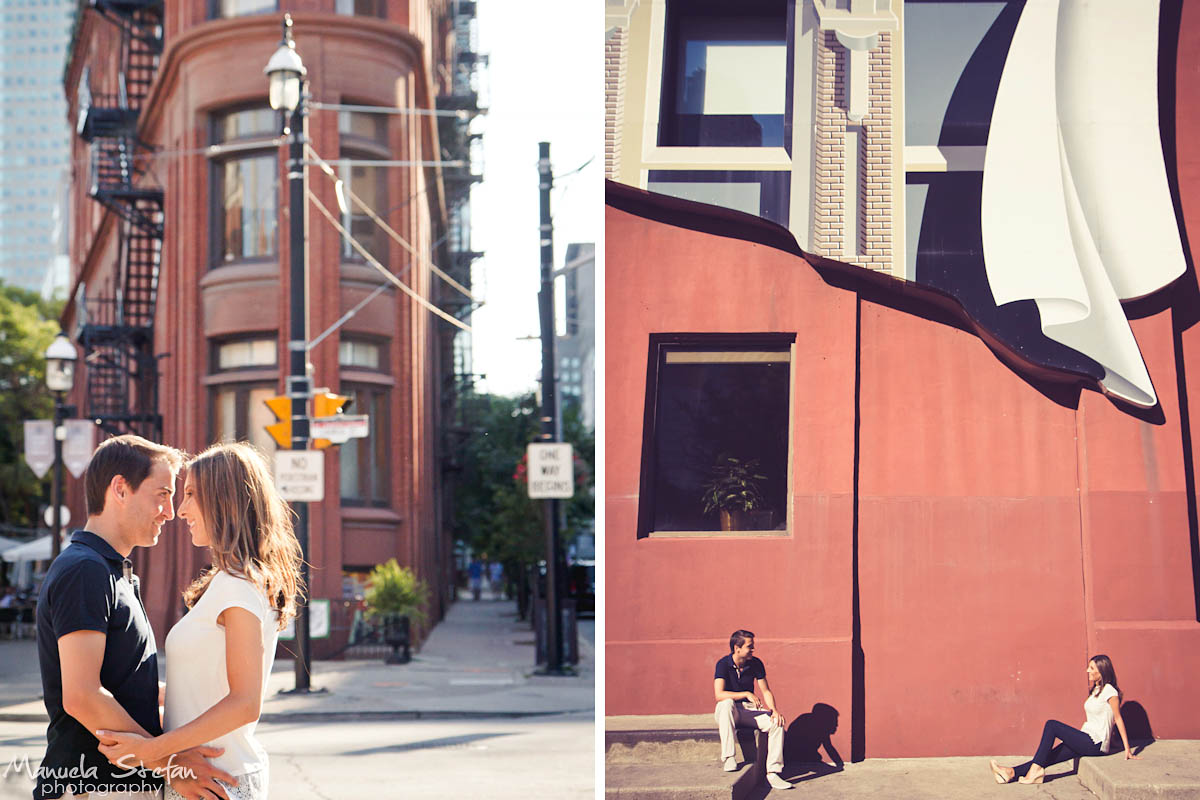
310, 414, 369, 444
63, 420, 98, 478
274, 450, 325, 502
526, 442, 575, 499
23, 421, 54, 479
280, 598, 330, 640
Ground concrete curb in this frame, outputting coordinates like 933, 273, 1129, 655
1076, 741, 1200, 800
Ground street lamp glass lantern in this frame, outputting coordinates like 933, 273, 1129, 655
44, 333, 77, 393
265, 42, 305, 113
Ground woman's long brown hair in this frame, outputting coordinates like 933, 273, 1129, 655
181, 442, 304, 630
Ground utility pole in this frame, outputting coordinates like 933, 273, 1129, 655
537, 142, 566, 674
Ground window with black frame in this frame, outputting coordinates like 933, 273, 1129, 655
338, 110, 389, 264
637, 334, 793, 537
208, 336, 279, 456
339, 384, 389, 505
658, 0, 790, 148
210, 107, 278, 267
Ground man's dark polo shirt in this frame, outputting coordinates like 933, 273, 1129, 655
35, 531, 162, 799
714, 654, 766, 695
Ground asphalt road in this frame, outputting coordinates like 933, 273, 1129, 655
0, 713, 596, 799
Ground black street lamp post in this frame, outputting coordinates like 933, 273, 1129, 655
266, 14, 316, 693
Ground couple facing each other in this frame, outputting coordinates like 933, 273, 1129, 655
35, 435, 302, 800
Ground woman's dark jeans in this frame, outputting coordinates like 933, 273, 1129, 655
1013, 720, 1103, 778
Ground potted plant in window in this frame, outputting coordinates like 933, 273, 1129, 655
701, 455, 772, 531
363, 558, 429, 664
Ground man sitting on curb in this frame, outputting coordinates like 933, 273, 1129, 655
714, 629, 792, 791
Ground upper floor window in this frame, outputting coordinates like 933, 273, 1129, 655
210, 108, 278, 267
338, 110, 389, 264
637, 333, 794, 537
335, 0, 386, 18
339, 338, 382, 370
216, 337, 277, 370
339, 384, 389, 505
212, 0, 277, 18
659, 0, 789, 147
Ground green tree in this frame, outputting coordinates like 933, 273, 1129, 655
0, 283, 64, 528
450, 392, 595, 607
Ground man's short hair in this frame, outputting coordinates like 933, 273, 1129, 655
730, 629, 755, 652
84, 435, 185, 515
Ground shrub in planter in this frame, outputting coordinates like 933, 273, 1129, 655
364, 558, 429, 664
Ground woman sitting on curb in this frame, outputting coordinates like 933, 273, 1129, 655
990, 654, 1141, 785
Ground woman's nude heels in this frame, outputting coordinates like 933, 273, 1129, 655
989, 759, 1013, 784
1018, 764, 1046, 784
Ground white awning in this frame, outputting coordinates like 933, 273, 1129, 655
1, 535, 51, 563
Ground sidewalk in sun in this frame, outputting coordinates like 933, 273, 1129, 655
0, 593, 594, 722
605, 714, 1200, 800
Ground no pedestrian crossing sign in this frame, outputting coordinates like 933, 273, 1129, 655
526, 442, 574, 499
275, 450, 324, 502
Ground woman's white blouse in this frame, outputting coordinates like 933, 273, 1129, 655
163, 570, 279, 776
1082, 683, 1119, 753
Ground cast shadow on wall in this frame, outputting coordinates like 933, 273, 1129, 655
779, 702, 844, 783
1114, 701, 1156, 750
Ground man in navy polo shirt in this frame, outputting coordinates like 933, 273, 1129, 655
714, 629, 792, 790
35, 435, 235, 800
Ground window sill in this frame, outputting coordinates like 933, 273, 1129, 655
646, 530, 790, 539
341, 506, 401, 525
203, 369, 278, 385
200, 260, 279, 288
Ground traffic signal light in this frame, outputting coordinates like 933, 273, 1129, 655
312, 391, 350, 450
264, 395, 292, 448
313, 391, 350, 419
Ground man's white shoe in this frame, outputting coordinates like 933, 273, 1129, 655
766, 773, 793, 790
723, 757, 738, 772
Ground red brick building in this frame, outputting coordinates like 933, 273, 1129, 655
59, 0, 482, 654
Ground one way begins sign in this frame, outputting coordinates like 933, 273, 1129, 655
526, 443, 574, 499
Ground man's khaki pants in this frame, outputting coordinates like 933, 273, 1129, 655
715, 698, 785, 773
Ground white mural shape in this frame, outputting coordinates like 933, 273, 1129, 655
981, 0, 1186, 408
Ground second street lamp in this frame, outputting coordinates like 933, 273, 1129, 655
267, 13, 316, 694
44, 332, 78, 562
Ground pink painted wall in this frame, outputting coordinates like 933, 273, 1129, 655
604, 212, 857, 758
605, 198, 1200, 756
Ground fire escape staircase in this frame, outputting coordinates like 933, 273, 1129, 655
74, 0, 165, 439
437, 0, 488, 473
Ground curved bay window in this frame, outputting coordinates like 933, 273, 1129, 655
338, 110, 389, 264
210, 107, 278, 267
335, 0, 386, 16
211, 0, 277, 18
339, 384, 389, 506
208, 336, 280, 456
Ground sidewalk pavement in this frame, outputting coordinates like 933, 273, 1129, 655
0, 593, 594, 722
605, 716, 1200, 799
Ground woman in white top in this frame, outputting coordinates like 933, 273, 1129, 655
96, 442, 303, 799
990, 654, 1141, 785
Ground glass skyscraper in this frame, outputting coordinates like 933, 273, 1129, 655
0, 0, 74, 295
